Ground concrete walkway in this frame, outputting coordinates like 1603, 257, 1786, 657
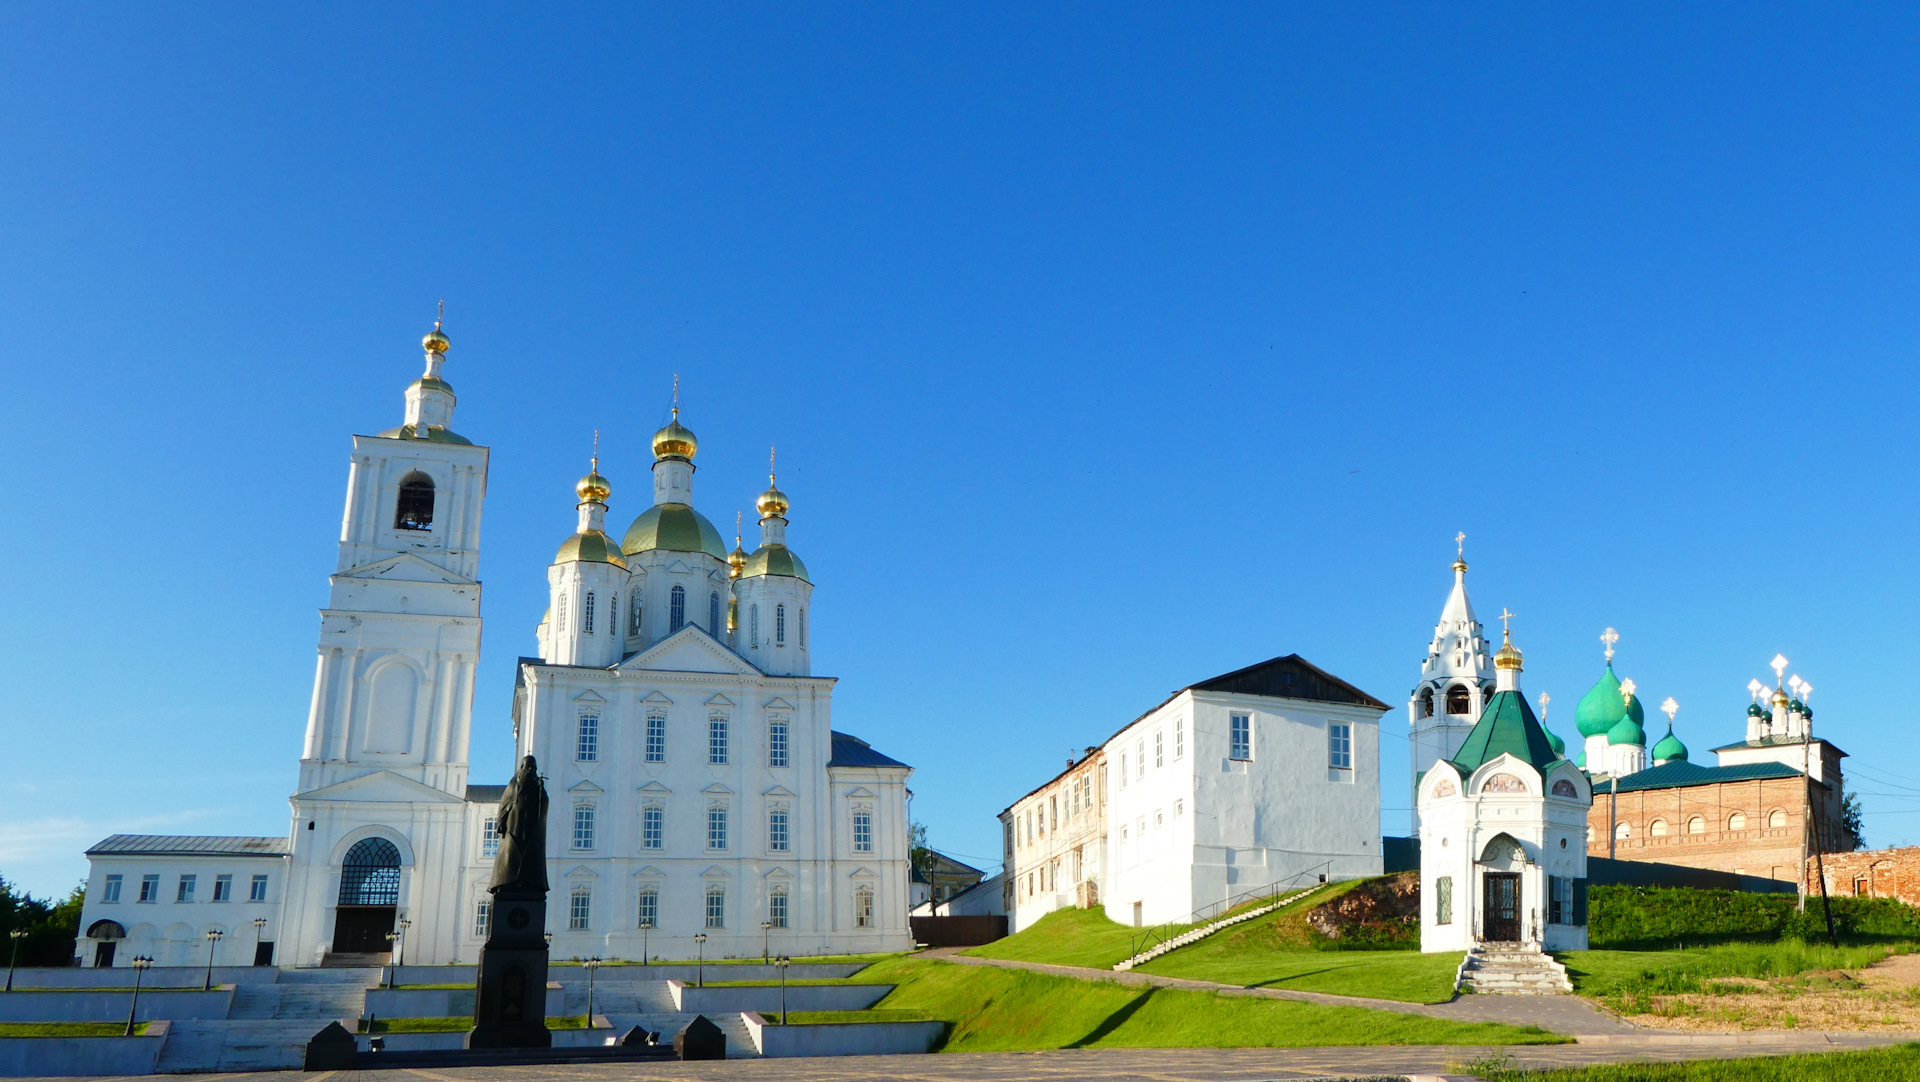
930, 948, 1638, 1036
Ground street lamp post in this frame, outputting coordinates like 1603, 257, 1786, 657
775, 955, 790, 1025
5, 929, 25, 991
639, 922, 652, 967
384, 933, 399, 989
761, 921, 772, 965
583, 957, 601, 1028
202, 930, 224, 991
692, 934, 707, 988
251, 918, 268, 966
394, 919, 410, 981
124, 956, 153, 1036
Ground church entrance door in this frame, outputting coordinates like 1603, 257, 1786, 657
1483, 873, 1521, 942
93, 941, 116, 968
332, 906, 397, 954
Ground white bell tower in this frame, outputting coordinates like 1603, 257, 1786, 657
1408, 535, 1496, 816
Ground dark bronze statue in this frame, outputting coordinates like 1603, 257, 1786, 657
468, 755, 551, 1048
490, 754, 549, 893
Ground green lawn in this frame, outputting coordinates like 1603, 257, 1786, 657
762, 1009, 933, 1025
966, 886, 1321, 971
550, 953, 898, 966
0, 1022, 149, 1037
854, 954, 1561, 1050
1565, 941, 1915, 999
1471, 1043, 1920, 1081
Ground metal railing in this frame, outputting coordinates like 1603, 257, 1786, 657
1126, 860, 1335, 959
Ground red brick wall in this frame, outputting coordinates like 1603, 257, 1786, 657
1810, 847, 1920, 904
1585, 776, 1838, 882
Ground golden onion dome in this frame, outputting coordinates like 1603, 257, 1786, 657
1494, 639, 1523, 671
757, 481, 789, 518
728, 540, 748, 575
576, 470, 611, 504
1452, 556, 1468, 573
423, 325, 451, 355
1771, 687, 1791, 709
652, 419, 697, 460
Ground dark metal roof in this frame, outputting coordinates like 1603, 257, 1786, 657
1711, 736, 1850, 758
827, 731, 909, 770
1188, 654, 1390, 710
466, 784, 507, 804
1592, 759, 1817, 795
86, 834, 287, 858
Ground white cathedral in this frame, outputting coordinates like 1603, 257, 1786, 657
73, 323, 914, 968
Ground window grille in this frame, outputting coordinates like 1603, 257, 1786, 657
769, 889, 789, 928
583, 591, 596, 633
569, 888, 591, 930
853, 810, 873, 852
249, 875, 268, 902
1436, 876, 1453, 924
572, 806, 596, 850
103, 876, 123, 903
176, 875, 196, 903
705, 886, 726, 928
1328, 723, 1352, 769
577, 712, 599, 761
854, 887, 875, 928
214, 874, 232, 902
776, 604, 786, 644
670, 585, 686, 632
645, 714, 666, 763
642, 806, 664, 850
708, 806, 729, 850
482, 818, 499, 857
769, 809, 790, 852
338, 838, 401, 906
474, 900, 491, 937
769, 720, 789, 767
637, 887, 659, 928
1230, 714, 1252, 760
709, 717, 729, 764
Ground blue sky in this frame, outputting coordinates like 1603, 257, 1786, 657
5, 4, 1920, 897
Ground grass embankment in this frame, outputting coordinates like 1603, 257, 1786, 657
763, 1009, 933, 1025
549, 953, 895, 966
856, 954, 1560, 1050
1589, 886, 1920, 951
361, 1016, 592, 1033
1471, 1043, 1920, 1081
0, 1022, 149, 1037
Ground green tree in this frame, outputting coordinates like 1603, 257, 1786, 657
909, 821, 934, 880
1841, 791, 1866, 851
0, 876, 85, 968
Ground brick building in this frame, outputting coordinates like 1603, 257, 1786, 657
1810, 847, 1920, 902
1589, 760, 1839, 881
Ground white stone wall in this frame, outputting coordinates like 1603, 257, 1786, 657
74, 855, 283, 968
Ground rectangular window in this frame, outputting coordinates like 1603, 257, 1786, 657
708, 806, 729, 850
474, 900, 491, 937
1328, 722, 1352, 770
1436, 876, 1453, 925
213, 874, 233, 902
103, 875, 123, 903
1230, 714, 1252, 760
139, 875, 160, 903
637, 887, 659, 928
709, 717, 729, 764
583, 591, 596, 633
1154, 731, 1163, 768
645, 714, 666, 763
630, 600, 643, 636
705, 886, 726, 928
769, 890, 789, 928
576, 712, 599, 762
1549, 876, 1573, 925
1174, 799, 1184, 817
853, 810, 873, 852
482, 818, 499, 858
1136, 740, 1145, 778
573, 805, 596, 850
1119, 754, 1128, 788
249, 875, 268, 903
769, 809, 790, 852
855, 888, 874, 928
642, 806, 664, 850
176, 875, 196, 903
769, 720, 789, 768
1175, 718, 1184, 758
569, 889, 591, 931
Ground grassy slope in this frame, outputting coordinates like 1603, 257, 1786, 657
0, 1022, 148, 1037
857, 955, 1560, 1050
1566, 941, 1913, 998
1474, 1043, 1920, 1081
964, 906, 1200, 969
1136, 880, 1458, 1003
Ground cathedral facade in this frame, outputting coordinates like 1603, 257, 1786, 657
73, 324, 912, 969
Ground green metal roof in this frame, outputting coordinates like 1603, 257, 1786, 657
409, 377, 455, 395
556, 530, 628, 568
621, 503, 727, 560
1449, 688, 1564, 775
741, 543, 811, 582
1593, 760, 1810, 795
375, 423, 473, 445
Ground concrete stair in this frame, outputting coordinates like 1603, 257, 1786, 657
156, 968, 376, 1072
1113, 887, 1320, 971
1457, 946, 1573, 995
556, 976, 759, 1056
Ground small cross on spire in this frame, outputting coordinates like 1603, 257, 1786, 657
769, 444, 777, 483
591, 429, 600, 473
435, 298, 444, 332
671, 374, 680, 420
1600, 627, 1619, 662
1455, 531, 1466, 557
1498, 607, 1515, 637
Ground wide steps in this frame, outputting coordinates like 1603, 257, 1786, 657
1458, 947, 1573, 996
1114, 886, 1320, 971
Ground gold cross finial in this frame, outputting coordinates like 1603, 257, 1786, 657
671, 374, 680, 420
435, 298, 444, 332
1498, 607, 1515, 640
591, 429, 599, 473
769, 444, 777, 484
1600, 627, 1619, 662
735, 510, 743, 546
1455, 531, 1466, 557
1538, 692, 1550, 720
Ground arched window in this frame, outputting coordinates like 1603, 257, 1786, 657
709, 592, 720, 634
630, 599, 643, 637
557, 596, 569, 636
1768, 808, 1788, 829
705, 884, 726, 928
1728, 811, 1748, 831
583, 591, 596, 633
572, 806, 596, 850
769, 886, 789, 928
636, 886, 659, 928
854, 885, 875, 928
1649, 819, 1669, 837
1687, 816, 1705, 835
394, 472, 435, 531
750, 604, 760, 647
1445, 685, 1471, 715
338, 838, 402, 906
608, 594, 617, 636
1614, 821, 1631, 839
776, 603, 786, 644
669, 586, 686, 633
799, 608, 806, 648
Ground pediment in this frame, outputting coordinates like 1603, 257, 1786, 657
641, 690, 675, 704
665, 559, 693, 575
845, 786, 876, 799
568, 779, 603, 793
565, 865, 599, 879
1469, 754, 1541, 794
848, 866, 878, 879
333, 552, 477, 587
763, 785, 796, 798
632, 865, 666, 878
617, 626, 760, 677
638, 781, 672, 794
295, 769, 463, 805
701, 865, 732, 879
706, 693, 736, 707
763, 866, 794, 880
702, 783, 734, 795
572, 689, 606, 703
764, 697, 795, 711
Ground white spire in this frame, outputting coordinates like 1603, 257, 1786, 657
1422, 543, 1495, 686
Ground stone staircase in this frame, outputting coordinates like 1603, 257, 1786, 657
157, 968, 376, 1072
1113, 886, 1320, 971
1457, 946, 1573, 995
558, 976, 759, 1057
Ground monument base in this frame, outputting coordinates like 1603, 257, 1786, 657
467, 889, 551, 1049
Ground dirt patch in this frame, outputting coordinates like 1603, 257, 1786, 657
1304, 872, 1419, 947
1603, 951, 1920, 1032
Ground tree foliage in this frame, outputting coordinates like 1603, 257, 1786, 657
0, 876, 85, 968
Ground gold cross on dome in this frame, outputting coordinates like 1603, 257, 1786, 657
671, 373, 680, 419
1498, 608, 1515, 635
1455, 531, 1466, 557
591, 429, 600, 472
1600, 627, 1619, 662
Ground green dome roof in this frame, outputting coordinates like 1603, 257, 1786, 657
741, 544, 811, 583
1651, 727, 1688, 762
1545, 727, 1567, 756
621, 503, 726, 560
1575, 749, 1586, 769
1607, 711, 1646, 746
376, 422, 473, 445
1748, 702, 1766, 717
556, 530, 627, 568
1575, 663, 1628, 737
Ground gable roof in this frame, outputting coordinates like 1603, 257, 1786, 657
1449, 689, 1564, 774
828, 731, 909, 769
466, 784, 506, 805
1189, 654, 1390, 710
1593, 759, 1816, 795
1711, 735, 1850, 758
86, 835, 287, 858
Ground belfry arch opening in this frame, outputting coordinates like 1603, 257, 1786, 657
1446, 685, 1472, 715
394, 472, 435, 531
332, 837, 402, 956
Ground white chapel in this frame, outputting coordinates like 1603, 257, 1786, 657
72, 322, 914, 968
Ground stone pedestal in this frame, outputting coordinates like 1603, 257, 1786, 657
467, 889, 551, 1048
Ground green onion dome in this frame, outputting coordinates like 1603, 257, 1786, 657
741, 544, 811, 583
1651, 727, 1688, 763
1575, 749, 1586, 769
1607, 710, 1646, 747
556, 530, 626, 568
1575, 663, 1628, 738
1789, 699, 1806, 714
1545, 727, 1567, 756
1748, 702, 1766, 718
621, 503, 727, 560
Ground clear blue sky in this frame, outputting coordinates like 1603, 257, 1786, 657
5, 4, 1920, 898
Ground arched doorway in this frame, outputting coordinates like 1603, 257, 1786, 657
332, 837, 402, 955
86, 920, 125, 968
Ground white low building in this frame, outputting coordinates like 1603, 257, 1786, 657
1003, 655, 1389, 933
73, 321, 912, 968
